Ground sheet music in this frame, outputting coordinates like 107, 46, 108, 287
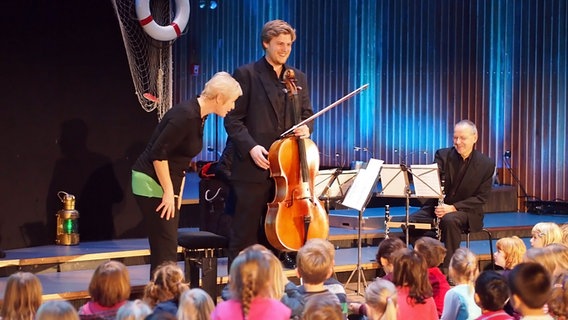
342, 159, 384, 211
314, 169, 358, 198
411, 163, 442, 198
378, 164, 408, 197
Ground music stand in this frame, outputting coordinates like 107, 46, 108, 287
379, 164, 440, 246
341, 159, 383, 296
315, 169, 358, 212
410, 164, 444, 239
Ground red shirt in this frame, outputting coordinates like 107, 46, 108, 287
429, 267, 451, 317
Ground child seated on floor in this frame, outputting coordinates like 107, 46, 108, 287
301, 292, 344, 320
507, 262, 553, 320
530, 222, 563, 248
392, 248, 438, 320
143, 261, 189, 316
36, 300, 80, 320
494, 236, 526, 276
348, 237, 405, 317
211, 245, 291, 320
176, 288, 215, 320
295, 238, 343, 317
441, 247, 482, 320
474, 270, 514, 320
361, 278, 398, 320
116, 299, 152, 320
78, 260, 130, 319
413, 236, 450, 317
0, 272, 42, 320
526, 243, 568, 320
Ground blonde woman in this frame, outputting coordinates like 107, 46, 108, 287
364, 278, 398, 320
177, 288, 215, 320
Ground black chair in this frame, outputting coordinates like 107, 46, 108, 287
463, 227, 495, 270
177, 230, 228, 299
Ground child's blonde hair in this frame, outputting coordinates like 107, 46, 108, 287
532, 222, 563, 247
88, 260, 131, 307
143, 261, 189, 308
177, 288, 215, 320
496, 236, 527, 269
301, 293, 343, 320
297, 238, 334, 285
229, 245, 271, 318
116, 299, 152, 320
364, 278, 397, 320
449, 248, 478, 284
561, 223, 568, 246
35, 300, 79, 320
247, 244, 288, 300
0, 271, 42, 320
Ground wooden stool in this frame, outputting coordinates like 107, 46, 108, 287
177, 230, 228, 299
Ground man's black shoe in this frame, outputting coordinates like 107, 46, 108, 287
280, 252, 296, 269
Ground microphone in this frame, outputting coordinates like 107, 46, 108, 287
394, 149, 428, 165
354, 146, 375, 159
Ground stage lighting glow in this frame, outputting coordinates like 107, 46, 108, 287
209, 0, 218, 9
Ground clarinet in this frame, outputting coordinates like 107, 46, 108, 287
434, 179, 445, 240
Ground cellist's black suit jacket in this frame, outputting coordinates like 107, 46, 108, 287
225, 57, 313, 183
419, 147, 495, 232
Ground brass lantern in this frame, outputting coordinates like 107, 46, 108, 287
56, 191, 80, 245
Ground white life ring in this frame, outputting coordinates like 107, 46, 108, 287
135, 0, 190, 41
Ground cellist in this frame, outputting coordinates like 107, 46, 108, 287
224, 20, 313, 269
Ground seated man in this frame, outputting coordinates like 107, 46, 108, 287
408, 119, 495, 268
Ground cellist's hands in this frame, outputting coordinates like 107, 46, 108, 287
250, 145, 270, 170
293, 125, 310, 138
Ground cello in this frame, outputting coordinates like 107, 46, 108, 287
264, 69, 329, 251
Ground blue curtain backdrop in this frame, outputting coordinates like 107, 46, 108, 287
173, 0, 567, 205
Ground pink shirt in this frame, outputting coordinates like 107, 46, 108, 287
211, 297, 291, 320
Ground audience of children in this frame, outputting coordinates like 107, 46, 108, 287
391, 248, 438, 319
5, 220, 568, 320
360, 278, 397, 320
414, 236, 450, 317
142, 261, 189, 316
530, 222, 563, 248
211, 245, 291, 320
0, 272, 42, 320
507, 262, 553, 320
115, 299, 152, 320
441, 247, 481, 320
474, 271, 513, 320
494, 236, 527, 276
78, 260, 130, 319
35, 300, 80, 320
176, 288, 215, 320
